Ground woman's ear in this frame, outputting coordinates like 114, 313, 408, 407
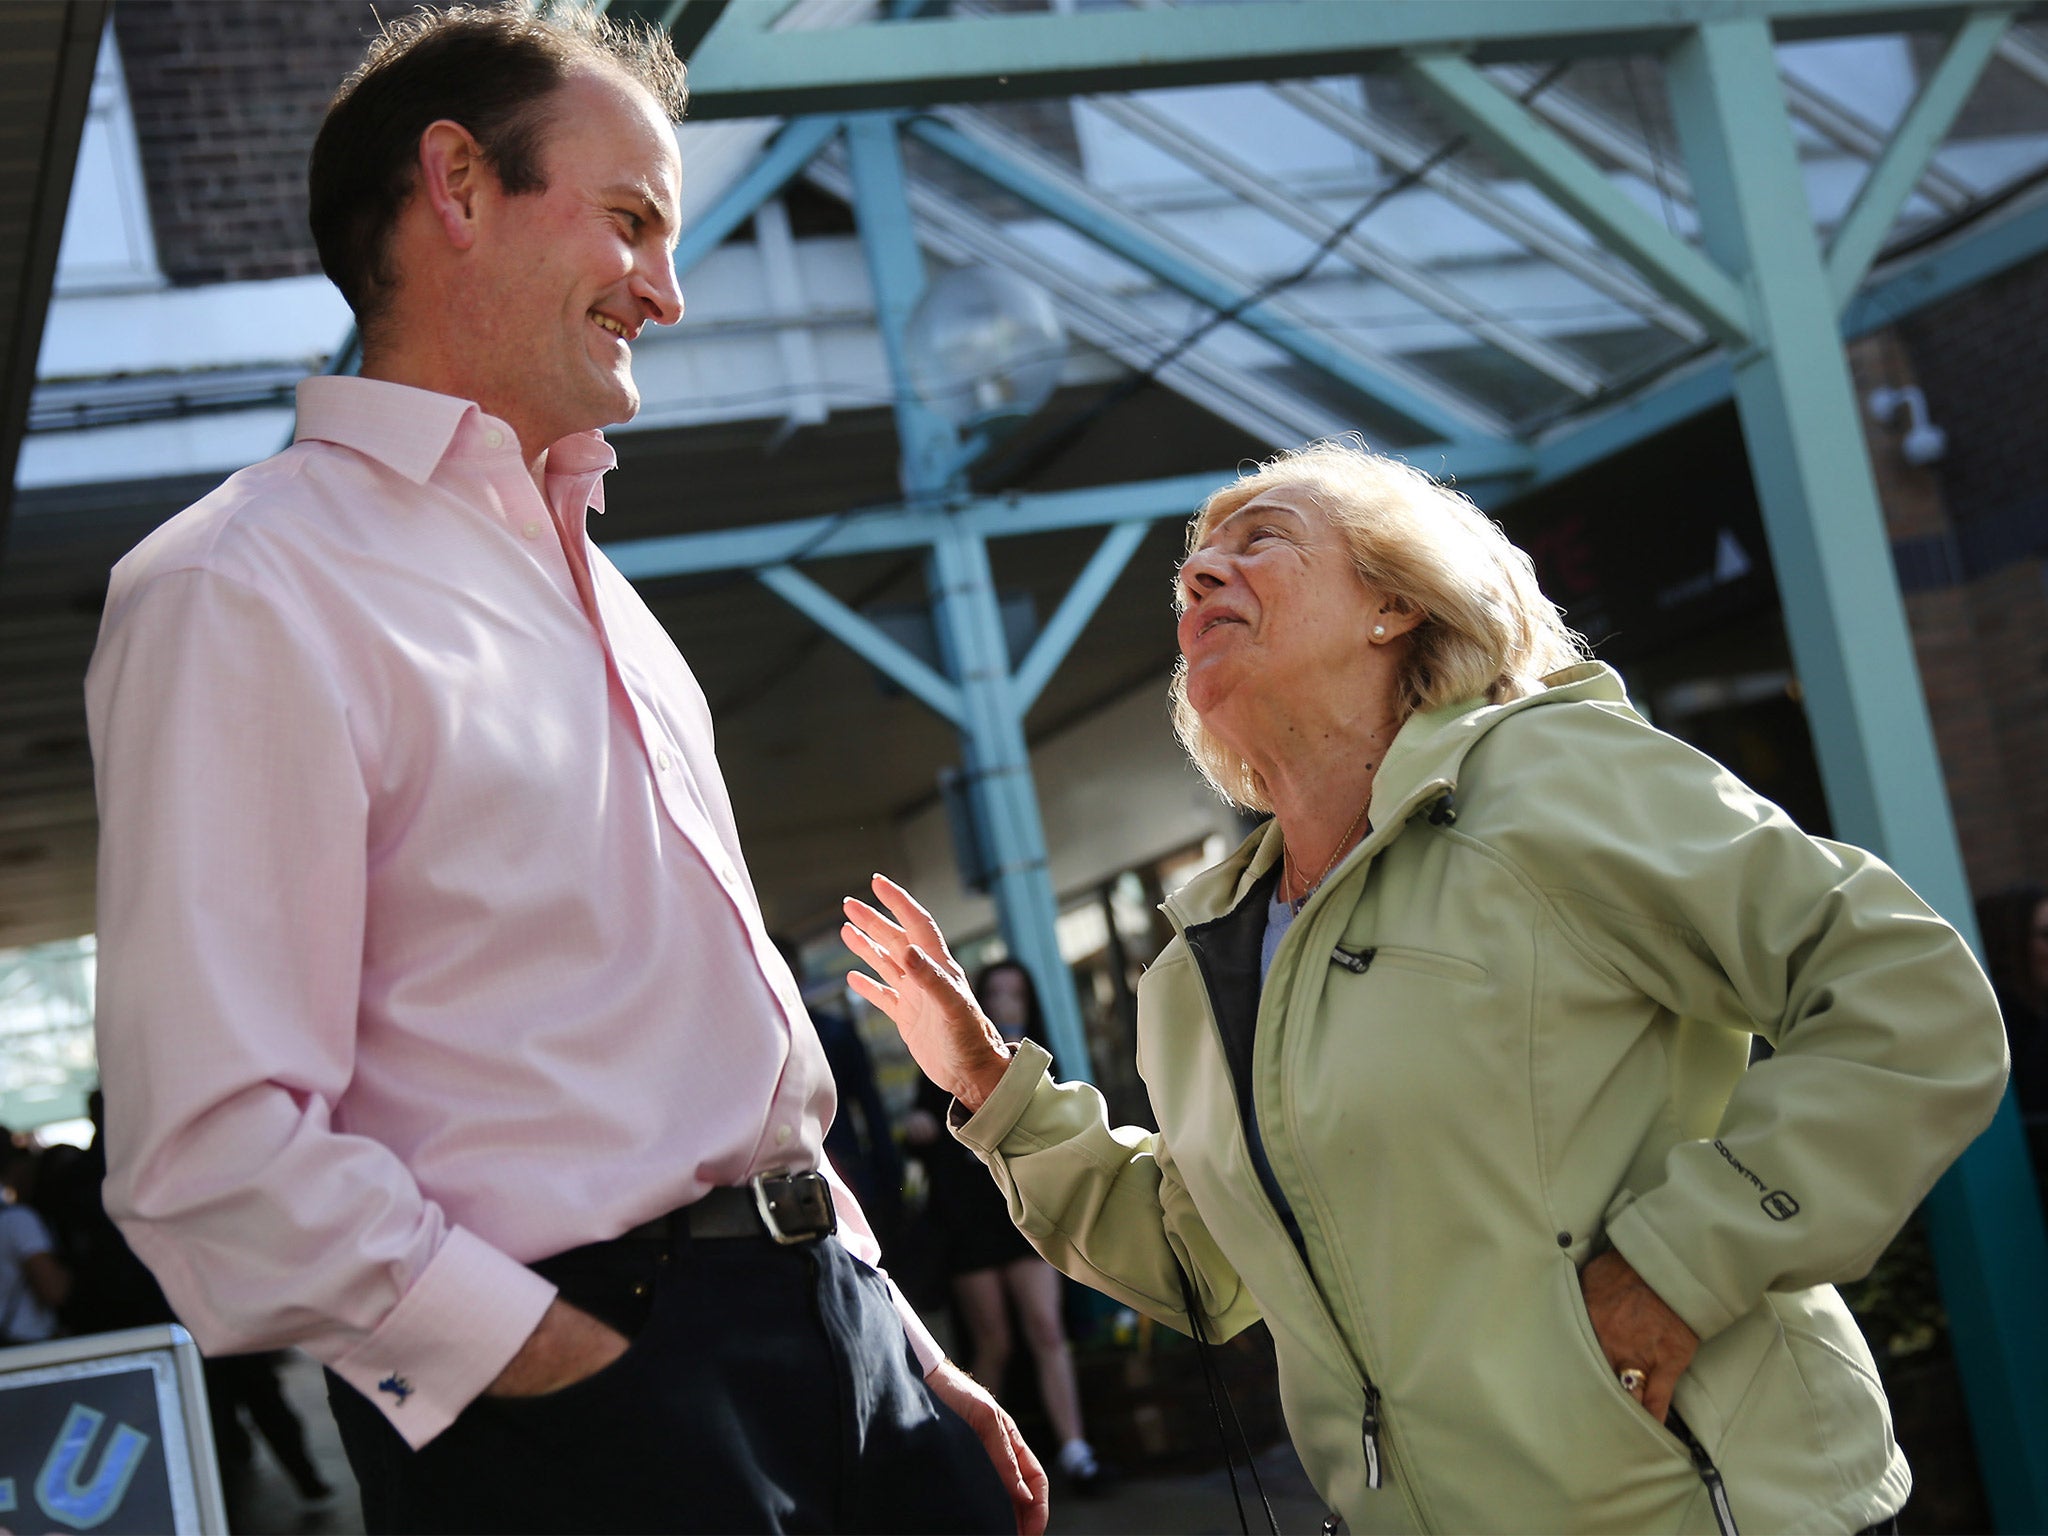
1371, 593, 1427, 642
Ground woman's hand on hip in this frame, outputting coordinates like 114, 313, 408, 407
1580, 1249, 1699, 1424
844, 874, 1014, 1113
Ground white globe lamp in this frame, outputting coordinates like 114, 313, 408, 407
903, 266, 1067, 435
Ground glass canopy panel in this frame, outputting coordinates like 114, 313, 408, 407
0, 937, 98, 1133
687, 1, 2048, 450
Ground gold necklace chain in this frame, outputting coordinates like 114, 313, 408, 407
1285, 796, 1372, 911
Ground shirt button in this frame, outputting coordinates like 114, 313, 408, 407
522, 520, 543, 540
484, 428, 505, 448
775, 1124, 793, 1147
655, 750, 672, 773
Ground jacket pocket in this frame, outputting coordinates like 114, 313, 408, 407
1557, 1260, 1699, 1471
1420, 1260, 1701, 1528
1342, 943, 1489, 984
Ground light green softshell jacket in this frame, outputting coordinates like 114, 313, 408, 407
955, 664, 2006, 1534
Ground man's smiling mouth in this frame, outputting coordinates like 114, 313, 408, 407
591, 312, 630, 339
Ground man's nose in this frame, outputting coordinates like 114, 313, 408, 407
638, 252, 684, 327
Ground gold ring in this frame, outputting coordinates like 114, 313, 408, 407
1618, 1367, 1648, 1396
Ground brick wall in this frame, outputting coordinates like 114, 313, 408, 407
112, 0, 381, 287
1852, 253, 2048, 899
1961, 561, 2048, 888
1900, 251, 2048, 534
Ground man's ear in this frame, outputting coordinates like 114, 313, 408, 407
417, 119, 488, 252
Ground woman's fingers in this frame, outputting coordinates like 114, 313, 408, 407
870, 873, 950, 958
1643, 1368, 1677, 1426
844, 967, 902, 1023
839, 917, 903, 983
842, 895, 908, 954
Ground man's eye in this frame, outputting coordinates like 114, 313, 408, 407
616, 210, 643, 233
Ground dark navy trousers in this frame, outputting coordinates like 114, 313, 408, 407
327, 1225, 1013, 1534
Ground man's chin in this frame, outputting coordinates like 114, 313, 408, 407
597, 374, 641, 430
556, 380, 640, 437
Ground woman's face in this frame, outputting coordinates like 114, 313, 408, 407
1176, 485, 1385, 732
982, 966, 1032, 1036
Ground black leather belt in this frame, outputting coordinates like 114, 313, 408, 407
623, 1169, 837, 1246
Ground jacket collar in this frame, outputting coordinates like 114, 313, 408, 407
1164, 662, 1629, 930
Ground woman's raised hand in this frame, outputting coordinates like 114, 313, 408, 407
843, 874, 1015, 1113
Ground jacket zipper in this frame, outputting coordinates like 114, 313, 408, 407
1668, 1411, 1738, 1536
1359, 1379, 1384, 1489
1163, 790, 1464, 1524
1177, 901, 1396, 1507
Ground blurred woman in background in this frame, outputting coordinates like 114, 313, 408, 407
905, 960, 1103, 1494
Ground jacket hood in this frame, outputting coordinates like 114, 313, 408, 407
1165, 661, 1628, 929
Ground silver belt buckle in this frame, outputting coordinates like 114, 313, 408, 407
749, 1168, 836, 1245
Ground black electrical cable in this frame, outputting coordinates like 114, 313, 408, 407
960, 61, 1575, 492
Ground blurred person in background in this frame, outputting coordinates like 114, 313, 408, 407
905, 960, 1104, 1495
778, 935, 907, 1246
38, 1088, 175, 1336
0, 1144, 70, 1347
846, 440, 2008, 1534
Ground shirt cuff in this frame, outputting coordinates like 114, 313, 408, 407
323, 1225, 558, 1448
886, 1273, 945, 1376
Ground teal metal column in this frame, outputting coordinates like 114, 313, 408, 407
844, 112, 1094, 1081
1664, 20, 2048, 1530
927, 518, 1095, 1081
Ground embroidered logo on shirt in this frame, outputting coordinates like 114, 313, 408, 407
378, 1374, 415, 1405
1761, 1190, 1801, 1221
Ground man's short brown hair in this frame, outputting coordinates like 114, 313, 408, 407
308, 2, 686, 329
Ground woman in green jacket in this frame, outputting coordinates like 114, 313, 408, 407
843, 441, 2007, 1535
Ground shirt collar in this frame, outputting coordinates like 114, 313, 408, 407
544, 430, 616, 516
294, 376, 615, 510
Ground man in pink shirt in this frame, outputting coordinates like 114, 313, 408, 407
84, 7, 1045, 1533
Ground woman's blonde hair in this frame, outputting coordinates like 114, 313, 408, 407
1170, 439, 1588, 812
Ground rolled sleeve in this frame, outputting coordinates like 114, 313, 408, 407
1498, 701, 2009, 1338
951, 1040, 1051, 1154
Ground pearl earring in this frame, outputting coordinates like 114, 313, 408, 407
1372, 624, 1387, 639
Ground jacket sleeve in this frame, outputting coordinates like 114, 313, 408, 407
953, 1040, 1263, 1341
86, 566, 555, 1448
1491, 699, 2007, 1342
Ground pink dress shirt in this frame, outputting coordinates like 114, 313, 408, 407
86, 375, 938, 1448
